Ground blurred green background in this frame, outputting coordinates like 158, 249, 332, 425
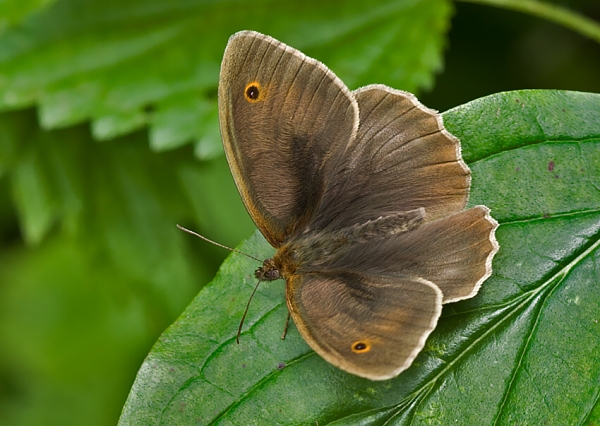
0, 1, 598, 425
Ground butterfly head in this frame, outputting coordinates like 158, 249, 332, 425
255, 258, 281, 281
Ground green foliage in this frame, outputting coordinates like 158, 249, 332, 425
0, 0, 450, 146
0, 1, 454, 424
0, 0, 58, 29
118, 90, 600, 425
0, 0, 599, 425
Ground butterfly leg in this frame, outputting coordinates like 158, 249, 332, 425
281, 310, 291, 340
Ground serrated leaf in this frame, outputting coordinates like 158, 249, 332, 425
9, 127, 65, 244
91, 110, 147, 141
0, 0, 451, 146
119, 90, 600, 425
150, 97, 216, 153
0, 109, 31, 177
193, 105, 222, 160
2, 111, 205, 314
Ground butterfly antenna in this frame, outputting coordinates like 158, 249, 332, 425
176, 224, 262, 262
237, 278, 262, 344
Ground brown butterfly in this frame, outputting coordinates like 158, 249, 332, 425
217, 30, 499, 380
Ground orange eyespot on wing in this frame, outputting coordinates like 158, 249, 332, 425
351, 341, 371, 353
244, 81, 263, 102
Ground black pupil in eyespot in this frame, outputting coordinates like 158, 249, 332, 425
246, 85, 259, 99
354, 343, 366, 351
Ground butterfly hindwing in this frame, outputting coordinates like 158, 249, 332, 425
285, 272, 442, 380
319, 206, 498, 303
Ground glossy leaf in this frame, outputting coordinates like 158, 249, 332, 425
120, 90, 600, 425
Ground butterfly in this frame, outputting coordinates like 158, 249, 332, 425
217, 30, 499, 380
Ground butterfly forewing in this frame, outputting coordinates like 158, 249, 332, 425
219, 31, 358, 246
310, 85, 471, 232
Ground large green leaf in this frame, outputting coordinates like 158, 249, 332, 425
0, 0, 450, 151
119, 90, 600, 425
0, 107, 254, 272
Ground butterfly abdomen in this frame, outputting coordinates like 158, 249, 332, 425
340, 208, 425, 243
290, 208, 426, 270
